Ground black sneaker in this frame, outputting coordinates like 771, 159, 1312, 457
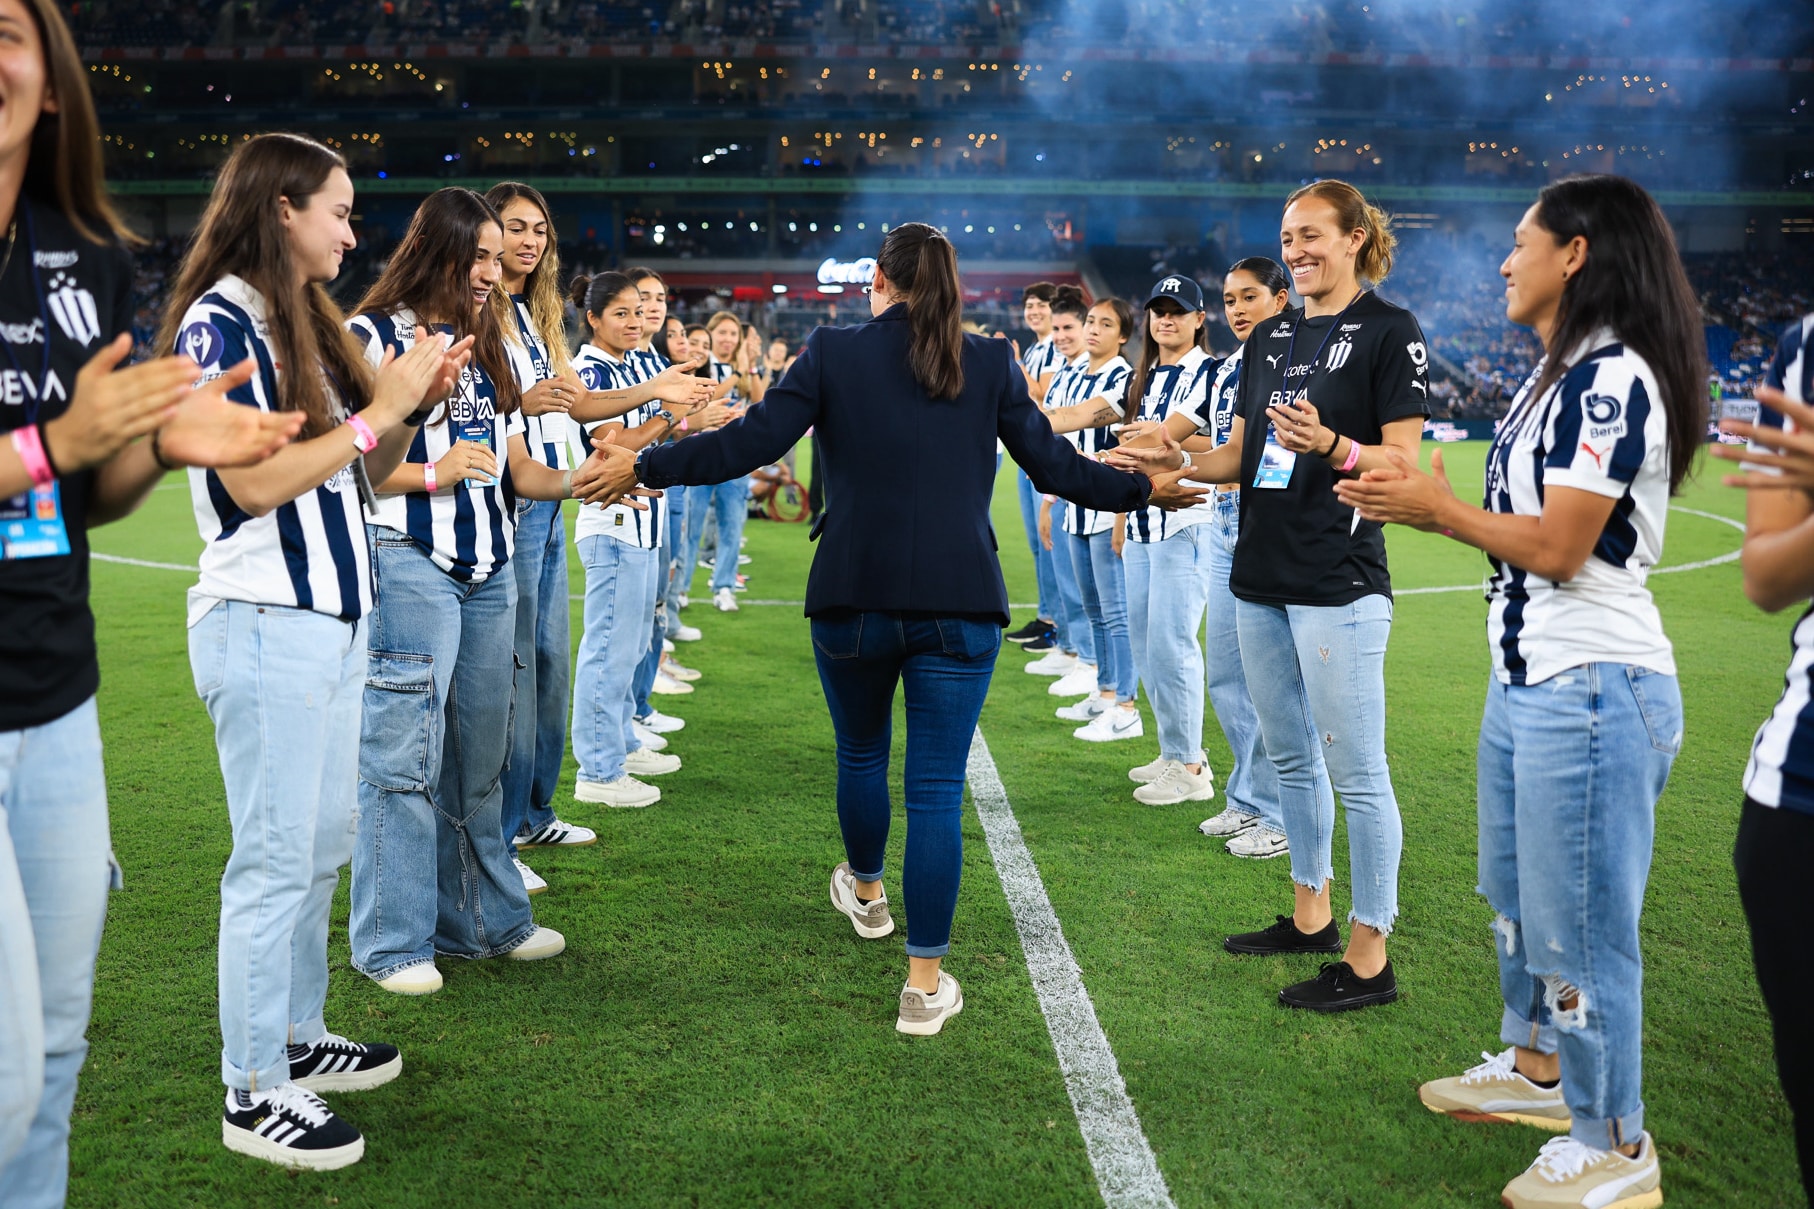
222, 1084, 364, 1170
1279, 960, 1399, 1012
1022, 630, 1058, 652
1005, 617, 1055, 645
289, 1034, 402, 1094
1223, 913, 1344, 956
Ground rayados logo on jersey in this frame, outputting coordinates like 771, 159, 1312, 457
577, 363, 607, 391
34, 250, 79, 270
1325, 336, 1354, 371
45, 272, 101, 345
179, 321, 226, 369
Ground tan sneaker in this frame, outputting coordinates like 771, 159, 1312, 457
1419, 1048, 1572, 1131
1501, 1133, 1662, 1209
829, 862, 895, 939
896, 971, 963, 1036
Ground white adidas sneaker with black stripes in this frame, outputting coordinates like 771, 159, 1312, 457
222, 1083, 364, 1170
288, 1033, 402, 1094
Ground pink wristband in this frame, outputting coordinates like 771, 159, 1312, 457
346, 414, 379, 454
1338, 438, 1362, 474
10, 425, 55, 488
678, 414, 689, 432
422, 460, 438, 494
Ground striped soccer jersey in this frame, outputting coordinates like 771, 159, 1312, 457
349, 308, 525, 583
1202, 343, 1246, 449
182, 274, 372, 622
573, 343, 665, 549
1021, 334, 1066, 386
505, 293, 572, 471
1744, 313, 1814, 814
1048, 353, 1132, 537
1126, 346, 1218, 543
1484, 331, 1674, 687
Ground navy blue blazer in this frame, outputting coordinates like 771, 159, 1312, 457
636, 304, 1151, 623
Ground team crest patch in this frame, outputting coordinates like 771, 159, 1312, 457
579, 364, 606, 391
179, 321, 227, 369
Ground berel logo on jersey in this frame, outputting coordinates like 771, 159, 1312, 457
45, 272, 101, 344
1406, 341, 1429, 369
180, 321, 226, 369
1584, 393, 1623, 425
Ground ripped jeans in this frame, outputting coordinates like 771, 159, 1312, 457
1478, 664, 1681, 1150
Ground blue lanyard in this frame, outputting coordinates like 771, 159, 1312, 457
1281, 289, 1368, 407
1, 201, 56, 425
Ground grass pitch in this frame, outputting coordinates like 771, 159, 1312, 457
69, 445, 1801, 1207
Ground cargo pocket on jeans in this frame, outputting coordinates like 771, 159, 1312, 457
362, 652, 436, 792
936, 617, 1003, 662
811, 612, 865, 660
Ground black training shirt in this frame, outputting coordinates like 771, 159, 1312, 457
1231, 291, 1430, 606
0, 203, 136, 731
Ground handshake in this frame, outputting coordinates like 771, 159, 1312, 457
1096, 420, 1211, 512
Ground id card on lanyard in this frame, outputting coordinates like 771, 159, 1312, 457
1253, 294, 1366, 490
1, 201, 72, 560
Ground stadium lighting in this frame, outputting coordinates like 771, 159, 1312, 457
818, 285, 845, 294
772, 285, 788, 294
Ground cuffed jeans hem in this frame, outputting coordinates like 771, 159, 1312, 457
353, 955, 438, 984
439, 922, 539, 962
904, 942, 951, 959
221, 1055, 292, 1094
288, 1016, 328, 1050
1573, 1105, 1646, 1151
1347, 909, 1396, 936
1500, 1004, 1560, 1056
850, 864, 884, 883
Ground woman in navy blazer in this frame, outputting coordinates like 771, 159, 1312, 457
618, 223, 1151, 1034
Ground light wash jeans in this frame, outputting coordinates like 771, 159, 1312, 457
190, 601, 363, 1092
1123, 524, 1214, 765
1067, 528, 1135, 701
1205, 494, 1282, 832
1045, 501, 1095, 664
632, 489, 687, 719
0, 699, 111, 1209
686, 480, 750, 594
572, 535, 660, 784
503, 499, 570, 852
1236, 595, 1397, 931
1478, 663, 1681, 1150
1015, 465, 1059, 625
351, 529, 535, 982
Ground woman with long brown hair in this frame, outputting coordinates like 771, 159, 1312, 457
345, 188, 591, 1002
164, 133, 474, 1171
584, 221, 1151, 1034
0, 3, 304, 1200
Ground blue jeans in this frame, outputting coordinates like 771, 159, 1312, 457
1479, 664, 1681, 1150
351, 529, 534, 981
1067, 529, 1134, 702
1015, 465, 1059, 624
1236, 595, 1397, 932
572, 535, 659, 784
632, 490, 688, 719
1123, 525, 1214, 765
503, 499, 570, 851
811, 612, 1000, 958
1045, 501, 1094, 663
687, 480, 750, 594
0, 699, 111, 1209
1205, 495, 1282, 832
190, 601, 363, 1091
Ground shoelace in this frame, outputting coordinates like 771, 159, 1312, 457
265, 1083, 334, 1128
311, 1033, 365, 1056
1460, 1048, 1519, 1085
1530, 1136, 1610, 1183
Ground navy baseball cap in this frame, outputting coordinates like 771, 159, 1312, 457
1145, 275, 1205, 313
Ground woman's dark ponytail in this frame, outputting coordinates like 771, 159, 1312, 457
568, 273, 592, 310
878, 222, 965, 400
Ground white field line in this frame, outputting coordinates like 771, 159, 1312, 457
967, 727, 1177, 1209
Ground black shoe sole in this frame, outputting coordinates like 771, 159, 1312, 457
1223, 935, 1344, 956
1278, 985, 1399, 1012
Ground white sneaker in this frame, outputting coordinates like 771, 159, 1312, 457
662, 637, 675, 654
671, 623, 703, 642
713, 587, 739, 612
1048, 663, 1099, 697
632, 722, 669, 752
651, 671, 694, 695
636, 709, 686, 734
677, 592, 690, 610
374, 963, 442, 996
506, 926, 566, 961
575, 775, 661, 808
1024, 650, 1077, 677
828, 861, 896, 939
624, 747, 682, 776
1055, 695, 1109, 723
514, 857, 548, 896
662, 657, 702, 682
896, 971, 964, 1036
1074, 707, 1144, 742
1198, 806, 1260, 838
1132, 761, 1216, 805
737, 553, 752, 565
1128, 755, 1171, 783
1226, 826, 1289, 860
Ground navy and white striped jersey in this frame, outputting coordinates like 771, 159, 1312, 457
629, 344, 670, 381
573, 343, 664, 549
1201, 344, 1246, 449
1126, 346, 1218, 543
504, 293, 572, 471
1048, 353, 1132, 537
182, 275, 372, 622
349, 308, 525, 583
1744, 313, 1814, 815
1021, 334, 1065, 386
709, 355, 749, 407
1484, 331, 1674, 686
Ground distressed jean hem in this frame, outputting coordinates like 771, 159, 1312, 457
1346, 909, 1396, 936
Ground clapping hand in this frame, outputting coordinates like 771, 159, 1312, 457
155, 361, 306, 468
1333, 448, 1455, 532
